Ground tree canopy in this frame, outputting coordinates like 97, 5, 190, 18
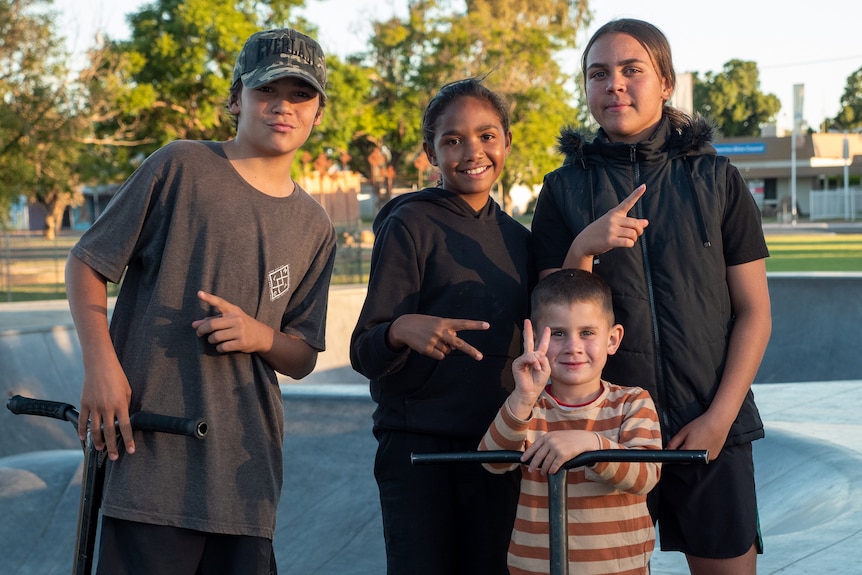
693, 59, 781, 137
828, 66, 862, 132
84, 0, 312, 170
2, 0, 841, 232
0, 0, 89, 237
350, 0, 590, 209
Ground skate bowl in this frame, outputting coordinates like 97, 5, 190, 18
0, 274, 860, 574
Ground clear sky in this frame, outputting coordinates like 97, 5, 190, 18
55, 0, 862, 133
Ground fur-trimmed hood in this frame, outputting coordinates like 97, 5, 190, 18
556, 109, 717, 164
546, 108, 723, 262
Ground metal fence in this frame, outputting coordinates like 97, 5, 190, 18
1, 231, 73, 302
810, 188, 861, 221
1, 229, 371, 303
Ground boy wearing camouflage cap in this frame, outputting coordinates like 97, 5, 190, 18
66, 28, 335, 574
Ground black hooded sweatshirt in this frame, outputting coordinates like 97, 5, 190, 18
532, 112, 768, 446
350, 188, 535, 439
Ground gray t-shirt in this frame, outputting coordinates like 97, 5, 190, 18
71, 140, 336, 538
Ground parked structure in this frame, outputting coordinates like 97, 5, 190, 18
716, 130, 862, 221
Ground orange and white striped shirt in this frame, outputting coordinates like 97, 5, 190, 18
479, 380, 662, 575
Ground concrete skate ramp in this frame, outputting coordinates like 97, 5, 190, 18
1, 276, 861, 573
3, 385, 861, 574
0, 392, 384, 575
0, 287, 368, 461
0, 326, 84, 459
756, 274, 862, 383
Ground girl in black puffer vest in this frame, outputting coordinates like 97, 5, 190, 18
532, 18, 771, 575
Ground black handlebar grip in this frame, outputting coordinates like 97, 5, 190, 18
8, 395, 207, 439
6, 395, 79, 426
129, 412, 208, 439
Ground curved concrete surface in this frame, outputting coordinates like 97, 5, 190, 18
1, 275, 861, 574
756, 274, 862, 383
2, 385, 861, 574
0, 393, 384, 575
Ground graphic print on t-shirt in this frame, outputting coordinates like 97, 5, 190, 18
269, 264, 291, 301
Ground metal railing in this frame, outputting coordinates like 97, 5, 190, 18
412, 449, 708, 575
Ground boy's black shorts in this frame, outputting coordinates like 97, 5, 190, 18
649, 441, 764, 559
96, 516, 277, 575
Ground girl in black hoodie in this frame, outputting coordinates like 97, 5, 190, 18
350, 78, 535, 575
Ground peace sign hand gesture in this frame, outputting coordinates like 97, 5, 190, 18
506, 319, 551, 420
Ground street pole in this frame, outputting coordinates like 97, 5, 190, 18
844, 131, 851, 221
791, 84, 804, 225
791, 127, 797, 224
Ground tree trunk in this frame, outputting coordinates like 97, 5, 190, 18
42, 196, 69, 240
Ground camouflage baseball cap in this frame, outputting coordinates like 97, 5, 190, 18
232, 28, 327, 97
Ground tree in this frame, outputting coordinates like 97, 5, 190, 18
452, 0, 590, 205
307, 56, 376, 166
693, 59, 781, 137
4, 1, 366, 234
350, 7, 437, 205
0, 0, 86, 237
827, 66, 862, 131
356, 0, 591, 212
83, 0, 313, 175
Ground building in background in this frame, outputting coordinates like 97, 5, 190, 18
716, 131, 862, 221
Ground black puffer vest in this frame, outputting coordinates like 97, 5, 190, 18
535, 113, 764, 446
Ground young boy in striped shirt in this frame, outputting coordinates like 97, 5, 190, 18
479, 269, 662, 575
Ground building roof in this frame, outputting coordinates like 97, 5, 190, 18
715, 132, 862, 179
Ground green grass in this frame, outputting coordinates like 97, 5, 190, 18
764, 234, 862, 273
